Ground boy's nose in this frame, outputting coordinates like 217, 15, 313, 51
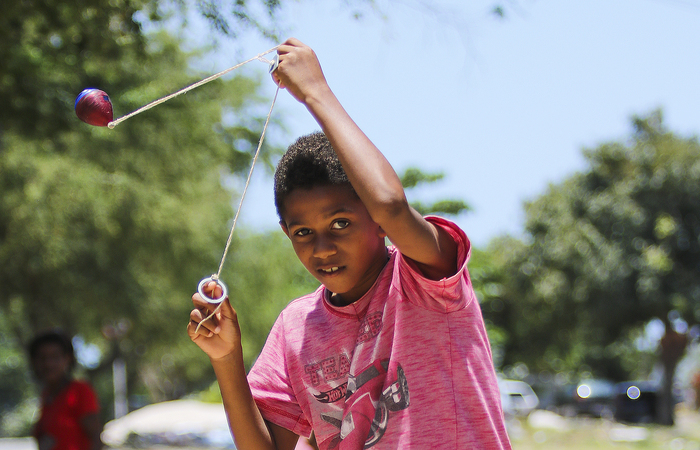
313, 235, 337, 259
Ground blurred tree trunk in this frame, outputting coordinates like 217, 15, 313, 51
658, 324, 688, 425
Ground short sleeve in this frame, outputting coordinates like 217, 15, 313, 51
393, 215, 476, 312
247, 312, 312, 437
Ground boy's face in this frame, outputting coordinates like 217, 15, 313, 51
280, 185, 388, 306
32, 342, 71, 386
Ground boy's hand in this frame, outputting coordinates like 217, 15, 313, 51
273, 38, 330, 105
187, 281, 242, 361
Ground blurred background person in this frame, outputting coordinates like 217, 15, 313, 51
29, 329, 103, 450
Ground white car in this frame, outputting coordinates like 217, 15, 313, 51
499, 379, 539, 417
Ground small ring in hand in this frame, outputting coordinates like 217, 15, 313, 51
197, 276, 228, 304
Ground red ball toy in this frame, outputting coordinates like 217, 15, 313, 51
75, 88, 113, 127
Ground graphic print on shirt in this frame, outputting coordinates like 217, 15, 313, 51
314, 382, 348, 404
356, 311, 382, 345
319, 359, 410, 449
306, 352, 351, 403
305, 353, 352, 387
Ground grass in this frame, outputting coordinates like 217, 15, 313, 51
508, 406, 700, 449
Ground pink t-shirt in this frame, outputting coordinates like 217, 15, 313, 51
248, 217, 511, 449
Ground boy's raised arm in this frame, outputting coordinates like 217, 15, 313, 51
273, 38, 458, 280
188, 284, 299, 450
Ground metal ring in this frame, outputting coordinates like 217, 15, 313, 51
268, 53, 280, 74
197, 276, 228, 304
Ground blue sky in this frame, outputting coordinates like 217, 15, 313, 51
195, 0, 700, 247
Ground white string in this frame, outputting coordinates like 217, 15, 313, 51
214, 84, 280, 280
195, 84, 281, 334
104, 44, 282, 333
107, 45, 280, 129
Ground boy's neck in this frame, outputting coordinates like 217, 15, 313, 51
328, 291, 352, 307
43, 375, 72, 402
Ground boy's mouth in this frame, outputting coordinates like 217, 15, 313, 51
319, 266, 341, 274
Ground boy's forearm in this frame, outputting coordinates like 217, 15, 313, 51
303, 85, 407, 223
276, 37, 457, 276
275, 38, 407, 224
301, 66, 458, 277
211, 350, 277, 450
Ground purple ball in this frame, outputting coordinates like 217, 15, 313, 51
75, 88, 113, 127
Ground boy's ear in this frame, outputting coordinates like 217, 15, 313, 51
377, 225, 387, 239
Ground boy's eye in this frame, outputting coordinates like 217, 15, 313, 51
332, 220, 349, 230
294, 228, 311, 237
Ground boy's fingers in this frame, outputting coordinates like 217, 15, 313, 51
192, 291, 224, 310
216, 298, 237, 320
203, 281, 223, 299
271, 72, 285, 89
276, 41, 292, 55
189, 309, 215, 333
189, 307, 204, 323
192, 292, 212, 310
187, 319, 213, 338
278, 37, 303, 52
191, 292, 235, 332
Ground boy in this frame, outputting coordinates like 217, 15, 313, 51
188, 38, 511, 449
29, 330, 103, 450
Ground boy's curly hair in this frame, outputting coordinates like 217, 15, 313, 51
274, 131, 353, 219
28, 329, 77, 370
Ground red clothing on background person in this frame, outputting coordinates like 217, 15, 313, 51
29, 330, 103, 450
33, 379, 100, 450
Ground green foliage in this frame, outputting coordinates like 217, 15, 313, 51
468, 246, 510, 369
399, 167, 471, 217
0, 397, 38, 438
0, 31, 281, 337
192, 0, 284, 38
0, 311, 35, 437
193, 380, 223, 403
0, 0, 291, 418
400, 167, 444, 188
190, 0, 382, 38
410, 199, 471, 217
0, 313, 30, 410
489, 110, 700, 380
0, 0, 154, 139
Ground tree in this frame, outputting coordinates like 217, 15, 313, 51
488, 111, 700, 424
0, 0, 289, 425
